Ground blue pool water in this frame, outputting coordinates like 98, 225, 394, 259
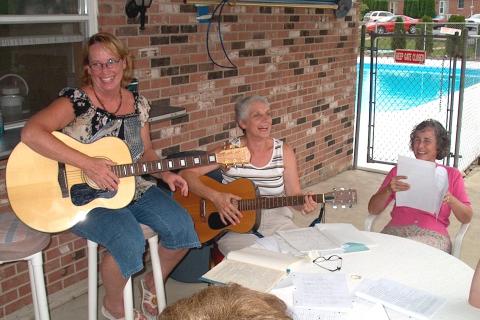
359, 63, 480, 111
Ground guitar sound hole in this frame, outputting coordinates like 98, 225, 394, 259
208, 212, 229, 230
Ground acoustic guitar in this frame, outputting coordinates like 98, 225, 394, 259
6, 131, 250, 233
174, 176, 358, 244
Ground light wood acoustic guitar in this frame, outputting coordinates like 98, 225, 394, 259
6, 131, 250, 233
174, 176, 358, 244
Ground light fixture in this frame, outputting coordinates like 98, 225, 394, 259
125, 0, 153, 30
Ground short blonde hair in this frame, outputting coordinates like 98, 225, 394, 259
158, 283, 292, 320
81, 32, 133, 87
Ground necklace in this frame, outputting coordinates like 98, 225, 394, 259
92, 86, 123, 115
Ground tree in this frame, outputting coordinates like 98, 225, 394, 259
423, 0, 436, 18
371, 0, 388, 11
404, 0, 420, 18
392, 16, 406, 50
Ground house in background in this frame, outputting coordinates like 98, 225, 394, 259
437, 0, 479, 17
380, 0, 479, 17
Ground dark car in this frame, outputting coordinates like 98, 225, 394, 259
366, 15, 419, 35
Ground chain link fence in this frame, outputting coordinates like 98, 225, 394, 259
358, 22, 480, 172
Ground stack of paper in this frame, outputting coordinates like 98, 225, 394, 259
396, 155, 449, 215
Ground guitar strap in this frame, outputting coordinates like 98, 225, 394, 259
252, 230, 264, 238
309, 203, 326, 227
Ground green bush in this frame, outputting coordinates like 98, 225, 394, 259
392, 17, 406, 50
423, 16, 434, 54
360, 3, 370, 19
415, 16, 433, 54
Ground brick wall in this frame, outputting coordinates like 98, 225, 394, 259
0, 0, 359, 316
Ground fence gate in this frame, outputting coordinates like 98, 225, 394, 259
357, 25, 463, 167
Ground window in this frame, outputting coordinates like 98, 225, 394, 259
0, 0, 97, 128
458, 0, 464, 9
439, 1, 446, 14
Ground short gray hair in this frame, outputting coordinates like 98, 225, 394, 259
234, 96, 270, 123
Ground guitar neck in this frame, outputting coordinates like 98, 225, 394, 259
238, 194, 332, 210
111, 154, 218, 178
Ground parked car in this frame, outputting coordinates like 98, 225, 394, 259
432, 14, 448, 29
366, 15, 419, 35
466, 14, 480, 32
363, 11, 394, 22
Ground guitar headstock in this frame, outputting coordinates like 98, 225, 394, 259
215, 146, 251, 166
324, 188, 357, 208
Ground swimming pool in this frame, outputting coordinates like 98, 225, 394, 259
359, 63, 480, 111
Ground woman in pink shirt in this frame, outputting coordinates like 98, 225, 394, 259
368, 119, 472, 253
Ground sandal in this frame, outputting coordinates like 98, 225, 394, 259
140, 279, 158, 317
101, 305, 147, 320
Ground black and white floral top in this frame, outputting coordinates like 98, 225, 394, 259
59, 87, 155, 199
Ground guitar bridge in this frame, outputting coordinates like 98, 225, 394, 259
58, 162, 69, 198
199, 199, 207, 222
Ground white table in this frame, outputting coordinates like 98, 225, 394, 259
271, 232, 479, 320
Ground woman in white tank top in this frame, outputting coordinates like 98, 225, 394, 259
181, 96, 318, 255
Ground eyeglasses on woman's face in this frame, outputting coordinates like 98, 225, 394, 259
313, 255, 343, 272
89, 58, 121, 72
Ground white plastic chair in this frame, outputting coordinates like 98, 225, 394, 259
0, 213, 51, 320
87, 224, 166, 320
364, 214, 470, 258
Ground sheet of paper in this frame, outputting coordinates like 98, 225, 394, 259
293, 308, 347, 320
276, 227, 340, 253
292, 273, 353, 311
255, 235, 281, 252
200, 247, 305, 292
227, 247, 304, 271
316, 223, 377, 248
396, 156, 447, 214
200, 259, 285, 292
354, 278, 446, 320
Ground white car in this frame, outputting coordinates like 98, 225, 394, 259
363, 11, 394, 23
466, 14, 480, 32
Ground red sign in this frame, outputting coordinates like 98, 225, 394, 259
394, 49, 426, 64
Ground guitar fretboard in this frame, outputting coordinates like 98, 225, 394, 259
238, 194, 331, 210
111, 154, 218, 177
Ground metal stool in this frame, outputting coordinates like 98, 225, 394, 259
0, 212, 51, 320
87, 224, 166, 320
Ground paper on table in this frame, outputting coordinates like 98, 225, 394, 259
199, 247, 304, 292
354, 278, 446, 320
396, 156, 448, 214
293, 308, 347, 320
277, 227, 339, 252
292, 273, 353, 312
276, 224, 375, 256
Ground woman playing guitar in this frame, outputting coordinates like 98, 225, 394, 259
180, 96, 317, 255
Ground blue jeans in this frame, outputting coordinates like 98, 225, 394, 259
72, 186, 200, 278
